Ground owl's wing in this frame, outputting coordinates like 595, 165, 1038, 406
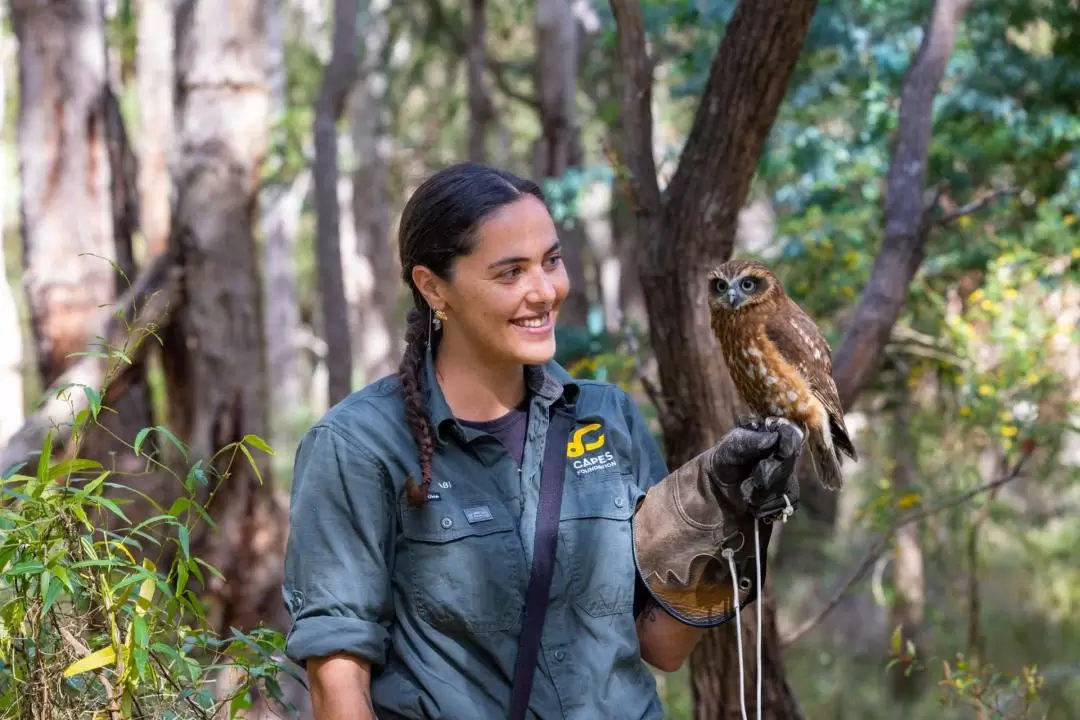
763, 299, 857, 461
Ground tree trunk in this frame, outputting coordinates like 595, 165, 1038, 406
11, 0, 153, 477
466, 0, 489, 161
607, 0, 818, 716
533, 0, 589, 328
262, 0, 307, 458
350, 1, 398, 383
0, 5, 23, 449
886, 380, 926, 701
13, 0, 116, 387
136, 0, 173, 259
169, 0, 288, 640
312, 0, 358, 407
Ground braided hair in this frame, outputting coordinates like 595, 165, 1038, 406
397, 162, 546, 506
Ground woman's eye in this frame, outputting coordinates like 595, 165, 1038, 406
740, 278, 756, 292
499, 267, 523, 280
544, 253, 563, 268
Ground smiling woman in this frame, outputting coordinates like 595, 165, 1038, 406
281, 162, 803, 720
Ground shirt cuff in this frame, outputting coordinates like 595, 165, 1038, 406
285, 615, 389, 667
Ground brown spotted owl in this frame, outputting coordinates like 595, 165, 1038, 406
706, 258, 856, 490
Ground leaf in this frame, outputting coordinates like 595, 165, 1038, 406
63, 645, 117, 677
133, 427, 152, 456
178, 525, 190, 560
83, 386, 102, 420
242, 434, 275, 456
237, 444, 264, 486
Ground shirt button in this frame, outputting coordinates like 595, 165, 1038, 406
440, 517, 453, 529
554, 650, 566, 661
614, 496, 624, 508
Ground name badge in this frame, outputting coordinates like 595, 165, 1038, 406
464, 506, 494, 523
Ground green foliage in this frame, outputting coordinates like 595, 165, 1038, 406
0, 284, 299, 719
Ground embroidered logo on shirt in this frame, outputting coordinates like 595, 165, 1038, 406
567, 422, 617, 476
464, 505, 494, 523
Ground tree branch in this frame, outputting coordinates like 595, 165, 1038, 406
831, 0, 973, 410
781, 447, 1033, 648
937, 186, 1020, 225
660, 0, 819, 261
420, 0, 539, 109
0, 248, 182, 477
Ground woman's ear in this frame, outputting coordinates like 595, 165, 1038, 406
411, 265, 448, 311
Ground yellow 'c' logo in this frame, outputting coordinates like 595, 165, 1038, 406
567, 423, 605, 458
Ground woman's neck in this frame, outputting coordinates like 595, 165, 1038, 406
433, 334, 527, 422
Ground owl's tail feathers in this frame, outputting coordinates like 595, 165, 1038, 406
808, 426, 845, 491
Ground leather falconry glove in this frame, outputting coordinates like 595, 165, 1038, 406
632, 417, 804, 627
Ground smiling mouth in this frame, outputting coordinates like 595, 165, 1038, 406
511, 312, 551, 329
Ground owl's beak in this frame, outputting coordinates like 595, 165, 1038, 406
728, 287, 743, 308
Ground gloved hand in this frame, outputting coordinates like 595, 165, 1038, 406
632, 417, 804, 627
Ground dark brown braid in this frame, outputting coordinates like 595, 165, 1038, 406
396, 162, 547, 506
400, 308, 435, 507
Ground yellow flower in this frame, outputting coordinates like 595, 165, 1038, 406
896, 493, 921, 509
998, 410, 1012, 421
1001, 425, 1019, 437
843, 251, 859, 268
978, 384, 994, 397
1003, 288, 1018, 300
841, 286, 855, 298
1072, 247, 1080, 259
1003, 439, 1014, 451
959, 406, 972, 417
1065, 215, 1075, 226
980, 299, 995, 312
969, 289, 984, 302
1025, 371, 1039, 385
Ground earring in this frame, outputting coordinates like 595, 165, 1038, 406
433, 308, 447, 329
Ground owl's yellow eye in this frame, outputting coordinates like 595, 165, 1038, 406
713, 278, 728, 294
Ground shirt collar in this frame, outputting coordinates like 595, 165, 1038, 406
422, 342, 579, 444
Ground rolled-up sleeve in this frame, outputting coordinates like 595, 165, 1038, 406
282, 424, 395, 667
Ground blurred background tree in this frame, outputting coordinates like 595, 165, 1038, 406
1, 0, 1078, 717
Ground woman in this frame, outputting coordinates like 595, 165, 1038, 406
282, 162, 803, 719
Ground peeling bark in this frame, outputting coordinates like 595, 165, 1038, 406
11, 0, 154, 479
12, 0, 117, 386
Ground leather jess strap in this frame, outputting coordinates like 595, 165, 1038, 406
508, 405, 575, 720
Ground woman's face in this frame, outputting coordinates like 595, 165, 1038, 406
417, 194, 570, 368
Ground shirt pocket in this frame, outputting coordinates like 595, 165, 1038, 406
400, 498, 525, 634
559, 473, 638, 618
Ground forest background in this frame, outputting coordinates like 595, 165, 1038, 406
0, 0, 1078, 718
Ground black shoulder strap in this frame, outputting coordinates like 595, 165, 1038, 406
508, 405, 574, 720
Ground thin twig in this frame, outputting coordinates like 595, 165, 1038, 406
781, 448, 1033, 648
937, 186, 1021, 225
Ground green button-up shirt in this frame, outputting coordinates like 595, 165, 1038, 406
283, 345, 670, 718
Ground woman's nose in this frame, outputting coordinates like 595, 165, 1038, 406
526, 269, 557, 305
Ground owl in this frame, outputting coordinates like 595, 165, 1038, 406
706, 258, 856, 490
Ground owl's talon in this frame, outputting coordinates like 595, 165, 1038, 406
736, 413, 764, 431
